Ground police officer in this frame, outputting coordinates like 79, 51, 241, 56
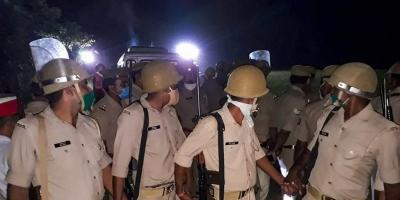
112, 61, 187, 200
384, 61, 400, 124
270, 65, 312, 169
7, 58, 113, 200
293, 65, 338, 160
175, 65, 293, 200
175, 66, 209, 135
0, 95, 19, 200
249, 50, 276, 200
91, 68, 128, 155
286, 62, 400, 200
201, 67, 225, 111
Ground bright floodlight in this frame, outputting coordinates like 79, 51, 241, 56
79, 50, 95, 64
175, 42, 200, 60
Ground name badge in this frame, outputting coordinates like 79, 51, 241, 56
319, 131, 329, 137
225, 141, 239, 145
54, 141, 71, 148
148, 125, 161, 131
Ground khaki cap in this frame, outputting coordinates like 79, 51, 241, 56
291, 65, 312, 77
224, 65, 269, 98
327, 62, 377, 99
387, 62, 400, 75
141, 61, 182, 93
38, 58, 90, 95
321, 65, 339, 78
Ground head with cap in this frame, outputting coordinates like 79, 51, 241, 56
101, 68, 129, 100
290, 65, 312, 88
224, 65, 269, 126
385, 62, 400, 90
327, 62, 377, 109
0, 95, 20, 138
38, 58, 95, 115
141, 61, 183, 108
249, 50, 271, 67
205, 67, 216, 80
319, 65, 339, 98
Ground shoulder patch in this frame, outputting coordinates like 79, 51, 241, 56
99, 104, 107, 111
293, 108, 302, 115
16, 122, 26, 129
122, 109, 131, 115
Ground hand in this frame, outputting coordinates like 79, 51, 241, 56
177, 192, 192, 200
284, 168, 305, 195
281, 181, 298, 196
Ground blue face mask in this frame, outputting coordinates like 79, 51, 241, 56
330, 94, 338, 105
119, 87, 129, 100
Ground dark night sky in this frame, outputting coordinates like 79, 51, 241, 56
49, 0, 398, 70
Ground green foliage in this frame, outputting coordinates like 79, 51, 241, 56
0, 0, 94, 103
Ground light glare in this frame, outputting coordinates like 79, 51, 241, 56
175, 42, 200, 60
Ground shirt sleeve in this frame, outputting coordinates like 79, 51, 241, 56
175, 117, 217, 168
6, 120, 36, 188
112, 109, 141, 178
376, 127, 400, 184
295, 112, 311, 142
90, 107, 108, 141
251, 130, 266, 160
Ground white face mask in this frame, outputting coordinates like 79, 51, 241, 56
227, 95, 258, 127
184, 83, 197, 91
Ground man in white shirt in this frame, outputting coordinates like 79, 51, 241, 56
0, 95, 19, 200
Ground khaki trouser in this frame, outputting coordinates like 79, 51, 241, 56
256, 165, 270, 200
139, 184, 175, 200
209, 187, 256, 200
304, 184, 364, 200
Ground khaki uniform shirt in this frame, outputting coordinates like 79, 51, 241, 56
307, 104, 400, 199
295, 96, 332, 143
390, 87, 400, 124
112, 95, 186, 187
201, 78, 225, 111
7, 107, 112, 200
175, 86, 209, 131
91, 93, 123, 154
175, 104, 266, 192
253, 92, 277, 143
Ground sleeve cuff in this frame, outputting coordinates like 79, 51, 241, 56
99, 153, 112, 169
6, 171, 32, 188
112, 164, 129, 178
174, 154, 194, 168
255, 149, 266, 160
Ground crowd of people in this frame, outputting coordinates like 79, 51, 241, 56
0, 39, 399, 200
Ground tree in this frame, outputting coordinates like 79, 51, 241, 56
0, 0, 94, 103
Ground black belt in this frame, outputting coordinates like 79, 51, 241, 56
283, 145, 295, 149
208, 186, 253, 199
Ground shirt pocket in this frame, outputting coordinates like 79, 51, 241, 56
87, 139, 106, 169
336, 144, 366, 176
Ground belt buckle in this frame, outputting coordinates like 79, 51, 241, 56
162, 184, 174, 196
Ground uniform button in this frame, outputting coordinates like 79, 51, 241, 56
330, 163, 333, 166
82, 144, 84, 147
334, 144, 338, 148
64, 149, 68, 153
341, 127, 345, 131
97, 192, 100, 195
328, 181, 332, 184
93, 176, 96, 179
87, 160, 90, 164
